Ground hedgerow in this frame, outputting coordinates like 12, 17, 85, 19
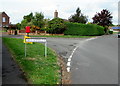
64, 22, 105, 36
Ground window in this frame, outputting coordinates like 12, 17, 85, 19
2, 17, 6, 22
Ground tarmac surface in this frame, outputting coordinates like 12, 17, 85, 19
2, 38, 27, 85
70, 34, 118, 84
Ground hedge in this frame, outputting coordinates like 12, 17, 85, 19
64, 22, 105, 36
109, 31, 113, 34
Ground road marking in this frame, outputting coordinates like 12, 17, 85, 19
67, 62, 71, 66
67, 46, 78, 72
66, 37, 98, 72
67, 67, 70, 72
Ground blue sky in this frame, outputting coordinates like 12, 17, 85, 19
0, 0, 119, 25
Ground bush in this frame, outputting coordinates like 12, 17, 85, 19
47, 18, 66, 34
109, 31, 113, 34
64, 22, 105, 36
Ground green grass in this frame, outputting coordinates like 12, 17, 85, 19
30, 35, 95, 38
0, 30, 6, 32
3, 37, 60, 84
113, 32, 119, 34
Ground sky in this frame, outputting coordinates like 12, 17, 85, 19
0, 0, 119, 25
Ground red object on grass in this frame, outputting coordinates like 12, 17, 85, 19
26, 26, 30, 33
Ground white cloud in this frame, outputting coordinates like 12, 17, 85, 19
0, 0, 119, 25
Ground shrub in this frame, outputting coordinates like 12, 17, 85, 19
64, 22, 105, 36
109, 31, 113, 34
47, 18, 66, 34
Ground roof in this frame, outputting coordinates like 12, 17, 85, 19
0, 12, 9, 18
111, 27, 120, 29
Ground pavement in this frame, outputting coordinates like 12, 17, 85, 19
2, 38, 28, 85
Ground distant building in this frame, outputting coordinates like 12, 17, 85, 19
109, 26, 120, 32
54, 10, 58, 18
0, 12, 10, 28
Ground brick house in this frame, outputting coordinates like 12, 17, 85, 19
0, 12, 10, 28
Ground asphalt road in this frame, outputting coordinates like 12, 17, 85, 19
71, 34, 118, 84
46, 34, 118, 84
47, 37, 87, 62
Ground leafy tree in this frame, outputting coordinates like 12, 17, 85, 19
23, 12, 34, 22
20, 19, 28, 29
92, 9, 113, 27
32, 12, 44, 28
16, 23, 21, 30
69, 7, 88, 23
47, 18, 66, 34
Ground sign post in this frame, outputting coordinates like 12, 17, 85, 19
45, 41, 47, 57
25, 37, 47, 57
25, 43, 26, 57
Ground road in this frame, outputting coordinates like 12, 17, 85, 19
4, 34, 119, 85
47, 34, 118, 84
71, 34, 118, 84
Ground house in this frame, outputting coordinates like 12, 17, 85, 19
0, 12, 10, 28
109, 26, 120, 32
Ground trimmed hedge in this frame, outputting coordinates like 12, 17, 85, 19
109, 31, 113, 34
64, 22, 105, 36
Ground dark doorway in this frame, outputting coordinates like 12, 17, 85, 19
15, 30, 17, 35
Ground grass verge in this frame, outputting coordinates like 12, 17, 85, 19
30, 35, 96, 38
3, 37, 60, 85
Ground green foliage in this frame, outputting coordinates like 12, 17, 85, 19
47, 18, 66, 34
64, 22, 105, 36
20, 12, 45, 29
32, 12, 44, 28
69, 7, 88, 24
16, 23, 21, 30
21, 19, 28, 29
23, 12, 34, 22
109, 31, 113, 34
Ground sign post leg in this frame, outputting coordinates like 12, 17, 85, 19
45, 42, 47, 57
25, 43, 26, 57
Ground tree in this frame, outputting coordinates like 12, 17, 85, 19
47, 18, 66, 34
69, 7, 88, 23
32, 12, 44, 28
23, 12, 34, 22
92, 9, 113, 27
20, 19, 28, 29
16, 23, 21, 30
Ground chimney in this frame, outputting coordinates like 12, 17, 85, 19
54, 10, 58, 18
